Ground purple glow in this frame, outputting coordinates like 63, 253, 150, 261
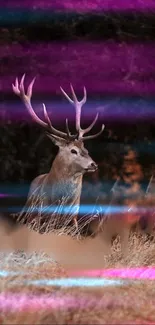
1, 42, 155, 96
0, 193, 17, 197
1, 98, 155, 123
0, 0, 155, 11
70, 267, 155, 280
0, 194, 8, 198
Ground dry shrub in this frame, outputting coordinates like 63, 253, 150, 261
106, 232, 155, 268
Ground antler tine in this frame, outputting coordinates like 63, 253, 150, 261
27, 76, 36, 98
80, 86, 87, 105
82, 124, 105, 141
42, 102, 74, 139
12, 75, 75, 140
60, 84, 104, 140
81, 112, 99, 136
70, 84, 78, 103
65, 118, 71, 137
19, 74, 25, 93
60, 84, 87, 137
12, 74, 47, 129
60, 86, 74, 104
43, 103, 52, 129
65, 119, 78, 140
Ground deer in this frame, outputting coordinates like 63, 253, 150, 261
11, 75, 137, 262
12, 74, 105, 235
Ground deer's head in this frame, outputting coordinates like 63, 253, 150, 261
12, 75, 105, 176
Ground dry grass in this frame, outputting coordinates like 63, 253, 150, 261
14, 190, 98, 238
0, 234, 155, 324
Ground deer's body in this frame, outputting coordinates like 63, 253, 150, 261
24, 151, 83, 226
29, 173, 82, 207
42, 149, 83, 204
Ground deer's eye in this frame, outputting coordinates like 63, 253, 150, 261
71, 149, 78, 155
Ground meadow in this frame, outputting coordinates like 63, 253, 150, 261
0, 233, 155, 324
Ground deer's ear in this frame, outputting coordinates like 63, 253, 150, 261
46, 133, 68, 147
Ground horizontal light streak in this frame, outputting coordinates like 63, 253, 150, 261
2, 204, 155, 215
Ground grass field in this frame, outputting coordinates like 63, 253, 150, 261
0, 234, 155, 324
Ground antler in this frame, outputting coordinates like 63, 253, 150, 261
60, 84, 105, 140
12, 74, 76, 140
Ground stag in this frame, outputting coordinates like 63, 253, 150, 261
12, 75, 104, 233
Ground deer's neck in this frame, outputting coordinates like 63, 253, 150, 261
45, 156, 83, 205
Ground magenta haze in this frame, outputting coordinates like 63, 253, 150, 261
1, 42, 155, 96
0, 0, 155, 11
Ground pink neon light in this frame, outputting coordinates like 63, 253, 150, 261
0, 293, 154, 324
0, 293, 77, 312
0, 292, 132, 312
70, 267, 155, 280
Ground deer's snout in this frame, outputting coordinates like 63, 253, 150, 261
90, 162, 98, 169
86, 161, 98, 173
